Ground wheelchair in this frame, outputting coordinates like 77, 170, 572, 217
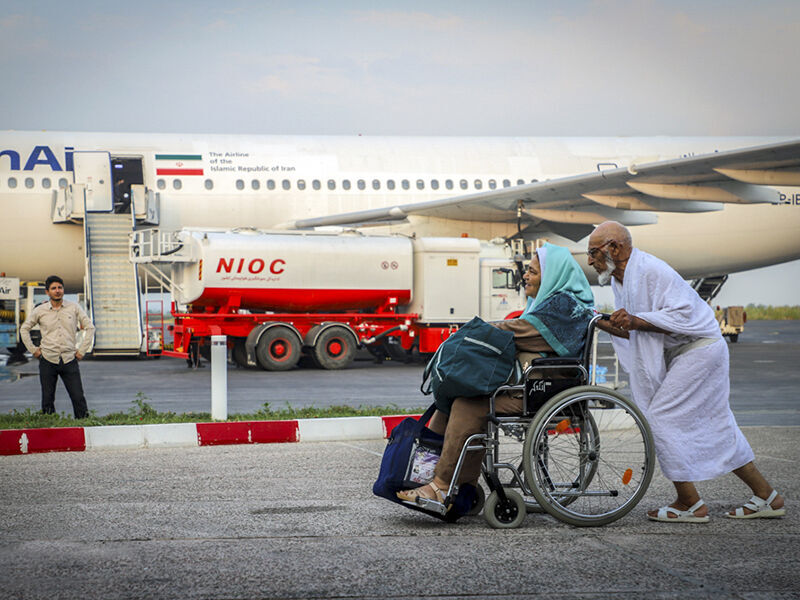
415, 314, 656, 528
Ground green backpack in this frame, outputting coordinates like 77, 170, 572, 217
421, 316, 520, 415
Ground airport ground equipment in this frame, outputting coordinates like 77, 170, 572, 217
715, 305, 746, 343
691, 275, 728, 302
0, 280, 47, 364
84, 212, 142, 355
405, 315, 655, 528
129, 229, 527, 370
691, 276, 747, 342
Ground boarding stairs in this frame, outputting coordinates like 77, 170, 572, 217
691, 275, 728, 303
84, 213, 143, 356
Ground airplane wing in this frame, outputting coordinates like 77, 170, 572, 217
277, 139, 800, 241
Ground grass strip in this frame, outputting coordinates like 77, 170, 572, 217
0, 393, 425, 430
742, 305, 800, 320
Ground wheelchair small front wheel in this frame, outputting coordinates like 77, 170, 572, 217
466, 485, 486, 516
484, 489, 526, 529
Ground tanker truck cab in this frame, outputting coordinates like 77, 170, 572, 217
479, 243, 526, 322
130, 229, 527, 371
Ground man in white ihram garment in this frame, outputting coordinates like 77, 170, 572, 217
588, 221, 785, 522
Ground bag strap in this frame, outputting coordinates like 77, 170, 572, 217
417, 403, 438, 428
420, 344, 444, 396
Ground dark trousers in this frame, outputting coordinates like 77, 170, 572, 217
39, 357, 89, 418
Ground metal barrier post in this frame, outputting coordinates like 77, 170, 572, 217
211, 335, 228, 420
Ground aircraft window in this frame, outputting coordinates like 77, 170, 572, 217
402, 179, 410, 190
328, 179, 336, 190
58, 178, 68, 189
503, 179, 511, 188
313, 179, 321, 190
431, 179, 439, 190
357, 179, 366, 190
173, 179, 182, 190
24, 177, 34, 189
416, 179, 424, 190
235, 179, 244, 190
517, 179, 525, 185
474, 179, 483, 190
42, 178, 51, 189
251, 179, 260, 190
446, 179, 454, 190
283, 179, 291, 190
342, 179, 351, 190
488, 179, 496, 189
372, 179, 380, 190
387, 179, 395, 190
7, 177, 17, 188
460, 179, 468, 190
157, 179, 165, 190
204, 179, 214, 190
297, 179, 306, 190
267, 179, 275, 190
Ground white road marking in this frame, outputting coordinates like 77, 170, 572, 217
335, 441, 383, 457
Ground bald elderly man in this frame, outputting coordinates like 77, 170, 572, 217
587, 221, 784, 522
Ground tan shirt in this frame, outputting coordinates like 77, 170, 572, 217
20, 299, 95, 364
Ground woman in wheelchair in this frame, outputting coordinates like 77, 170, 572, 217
397, 242, 595, 506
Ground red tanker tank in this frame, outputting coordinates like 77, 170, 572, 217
172, 230, 414, 312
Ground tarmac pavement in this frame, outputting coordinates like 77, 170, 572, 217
0, 426, 797, 599
0, 320, 798, 598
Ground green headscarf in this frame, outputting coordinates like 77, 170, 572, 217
520, 243, 595, 356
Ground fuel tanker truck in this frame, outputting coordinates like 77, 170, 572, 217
129, 228, 527, 371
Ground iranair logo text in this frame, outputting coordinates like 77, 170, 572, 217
0, 146, 74, 171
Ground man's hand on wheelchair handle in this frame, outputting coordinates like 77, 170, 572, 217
609, 309, 669, 335
610, 309, 636, 331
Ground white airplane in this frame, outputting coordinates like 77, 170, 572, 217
2, 131, 799, 291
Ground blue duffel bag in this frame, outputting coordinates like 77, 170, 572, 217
421, 316, 520, 415
372, 404, 477, 522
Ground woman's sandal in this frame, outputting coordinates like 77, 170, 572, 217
396, 481, 448, 506
648, 499, 710, 523
724, 490, 786, 519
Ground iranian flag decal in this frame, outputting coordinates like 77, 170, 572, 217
156, 154, 204, 176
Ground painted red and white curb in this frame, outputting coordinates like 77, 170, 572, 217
0, 414, 419, 456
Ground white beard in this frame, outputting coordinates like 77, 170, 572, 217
597, 254, 615, 286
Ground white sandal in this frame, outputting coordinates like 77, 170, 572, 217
648, 499, 710, 523
724, 490, 785, 519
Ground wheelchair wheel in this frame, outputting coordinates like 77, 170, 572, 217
523, 386, 654, 527
484, 489, 526, 529
466, 485, 486, 516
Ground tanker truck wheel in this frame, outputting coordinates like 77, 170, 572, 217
232, 339, 251, 368
256, 327, 302, 371
312, 326, 357, 370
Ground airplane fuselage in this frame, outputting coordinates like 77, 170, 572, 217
2, 131, 799, 291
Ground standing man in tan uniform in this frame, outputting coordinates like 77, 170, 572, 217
20, 275, 95, 418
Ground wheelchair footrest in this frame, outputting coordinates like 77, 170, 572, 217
408, 497, 450, 515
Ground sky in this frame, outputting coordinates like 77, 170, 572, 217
1, 0, 799, 304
